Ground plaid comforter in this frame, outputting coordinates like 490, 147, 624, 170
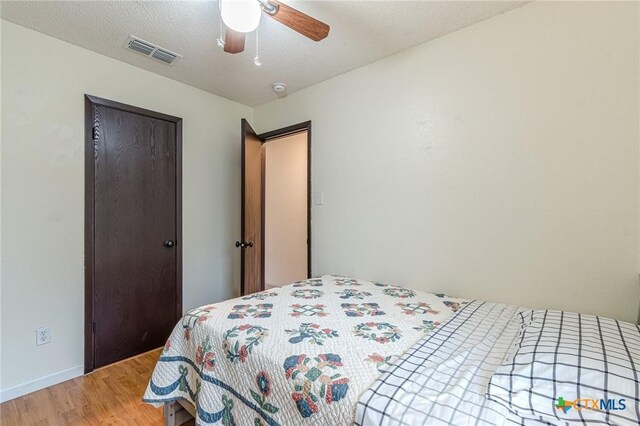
356, 301, 551, 426
356, 301, 639, 426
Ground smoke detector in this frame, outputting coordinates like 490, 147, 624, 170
272, 82, 287, 93
124, 36, 182, 65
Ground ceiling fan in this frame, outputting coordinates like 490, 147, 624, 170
220, 0, 330, 54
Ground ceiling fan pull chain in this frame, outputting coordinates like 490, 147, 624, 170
217, 0, 225, 48
254, 27, 262, 66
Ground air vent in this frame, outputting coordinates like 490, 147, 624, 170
124, 36, 182, 65
128, 38, 155, 55
152, 49, 178, 64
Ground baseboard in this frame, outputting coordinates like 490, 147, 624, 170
0, 364, 84, 403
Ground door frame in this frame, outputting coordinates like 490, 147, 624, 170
84, 94, 183, 373
240, 120, 312, 294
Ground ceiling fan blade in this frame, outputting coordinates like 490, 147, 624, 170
266, 1, 330, 42
224, 29, 245, 54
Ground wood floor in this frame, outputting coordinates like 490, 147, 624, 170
0, 348, 193, 425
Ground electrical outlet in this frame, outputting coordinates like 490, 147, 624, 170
314, 191, 324, 205
36, 327, 51, 346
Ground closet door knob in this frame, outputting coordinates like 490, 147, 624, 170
164, 240, 175, 248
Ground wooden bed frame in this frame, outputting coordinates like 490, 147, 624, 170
163, 400, 196, 426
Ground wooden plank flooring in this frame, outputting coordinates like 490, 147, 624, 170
0, 348, 193, 425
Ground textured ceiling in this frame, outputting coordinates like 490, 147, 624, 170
1, 1, 528, 106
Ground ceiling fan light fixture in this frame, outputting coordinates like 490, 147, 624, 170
221, 0, 262, 33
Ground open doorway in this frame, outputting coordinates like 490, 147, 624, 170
238, 120, 311, 295
264, 132, 309, 289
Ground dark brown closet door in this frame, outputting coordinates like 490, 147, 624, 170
86, 96, 182, 371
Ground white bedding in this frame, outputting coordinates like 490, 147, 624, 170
356, 301, 550, 426
356, 301, 640, 426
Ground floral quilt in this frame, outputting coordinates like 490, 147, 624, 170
143, 275, 469, 425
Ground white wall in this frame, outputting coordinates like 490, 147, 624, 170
0, 21, 251, 399
255, 1, 640, 323
265, 132, 308, 287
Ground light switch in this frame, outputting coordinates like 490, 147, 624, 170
314, 191, 324, 205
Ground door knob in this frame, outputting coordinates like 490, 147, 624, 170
235, 241, 254, 248
164, 240, 175, 248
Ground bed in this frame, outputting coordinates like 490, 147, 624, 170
357, 301, 639, 426
144, 275, 639, 426
143, 275, 469, 425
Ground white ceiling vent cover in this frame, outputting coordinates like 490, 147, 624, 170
124, 36, 182, 65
